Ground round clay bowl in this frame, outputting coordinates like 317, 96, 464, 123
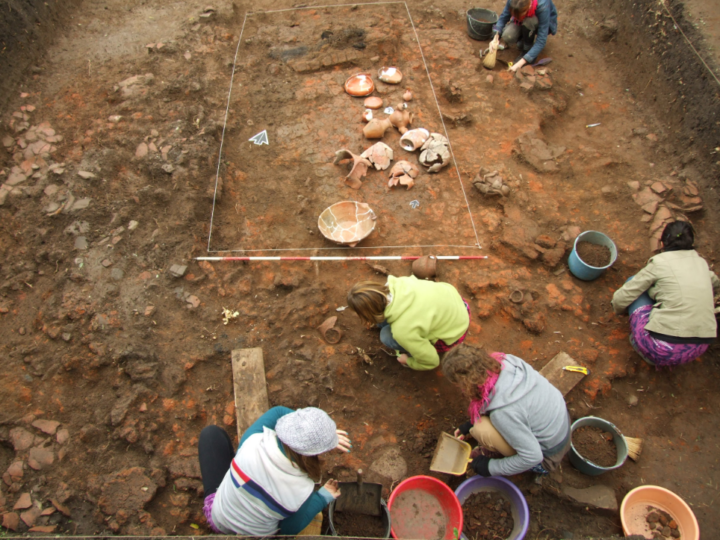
345, 74, 374, 97
621, 486, 699, 540
378, 66, 403, 84
318, 201, 377, 246
364, 96, 383, 109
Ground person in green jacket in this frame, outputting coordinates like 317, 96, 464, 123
611, 221, 720, 367
347, 275, 470, 370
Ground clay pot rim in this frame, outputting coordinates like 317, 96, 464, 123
345, 73, 375, 97
378, 66, 403, 84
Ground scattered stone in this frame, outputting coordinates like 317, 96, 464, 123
6, 461, 24, 482
369, 446, 407, 481
2, 512, 19, 531
56, 429, 69, 445
20, 504, 41, 527
128, 220, 139, 231
111, 268, 124, 281
102, 259, 112, 268
627, 394, 639, 407
186, 295, 200, 309
561, 484, 617, 511
135, 143, 148, 158
169, 264, 187, 278
514, 130, 564, 172
13, 493, 32, 510
161, 164, 174, 174
561, 226, 582, 243
31, 419, 60, 435
2, 136, 14, 148
50, 498, 71, 517
28, 447, 54, 470
74, 237, 88, 251
40, 507, 55, 516
650, 181, 669, 195
486, 74, 493, 84
144, 306, 156, 317
632, 187, 662, 207
10, 428, 34, 451
77, 171, 96, 180
632, 127, 648, 136
71, 198, 91, 211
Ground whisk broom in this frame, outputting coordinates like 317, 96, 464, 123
482, 34, 500, 70
626, 436, 643, 461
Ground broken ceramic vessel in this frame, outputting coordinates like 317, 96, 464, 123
419, 133, 451, 173
400, 128, 430, 151
388, 160, 419, 190
472, 169, 511, 197
318, 201, 377, 247
364, 96, 383, 109
389, 103, 413, 134
345, 74, 375, 96
363, 117, 393, 139
333, 149, 372, 189
403, 89, 413, 102
378, 66, 403, 84
318, 316, 343, 344
361, 142, 394, 171
412, 255, 437, 279
362, 109, 373, 122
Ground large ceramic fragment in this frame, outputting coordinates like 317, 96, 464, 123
333, 149, 372, 189
361, 142, 394, 171
388, 160, 419, 190
419, 133, 451, 173
400, 128, 430, 151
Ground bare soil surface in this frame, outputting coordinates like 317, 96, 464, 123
331, 510, 387, 538
1, 0, 720, 538
462, 491, 514, 540
572, 426, 618, 468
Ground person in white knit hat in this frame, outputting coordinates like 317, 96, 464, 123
198, 406, 351, 536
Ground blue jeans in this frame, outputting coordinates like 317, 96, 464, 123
625, 275, 654, 315
378, 322, 408, 354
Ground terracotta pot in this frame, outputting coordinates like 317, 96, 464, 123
389, 103, 413, 134
412, 256, 437, 279
345, 74, 374, 97
364, 96, 383, 109
388, 160, 419, 190
378, 66, 403, 84
363, 117, 393, 139
362, 109, 373, 122
403, 89, 413, 102
400, 128, 430, 152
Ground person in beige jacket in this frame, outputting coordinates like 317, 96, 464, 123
611, 221, 720, 367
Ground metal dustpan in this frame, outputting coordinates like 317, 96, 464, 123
334, 469, 383, 517
429, 432, 473, 475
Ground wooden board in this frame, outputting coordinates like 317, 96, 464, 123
539, 351, 587, 397
232, 348, 269, 440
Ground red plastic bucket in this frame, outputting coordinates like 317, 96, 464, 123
387, 475, 463, 540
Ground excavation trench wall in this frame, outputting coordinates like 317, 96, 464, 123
0, 0, 79, 113
590, 0, 720, 189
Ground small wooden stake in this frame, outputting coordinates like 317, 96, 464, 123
231, 348, 269, 441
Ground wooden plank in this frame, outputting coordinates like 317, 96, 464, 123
232, 348, 269, 440
538, 351, 587, 397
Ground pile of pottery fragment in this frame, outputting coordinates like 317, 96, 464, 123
333, 66, 450, 191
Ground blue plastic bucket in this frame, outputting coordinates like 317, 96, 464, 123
568, 230, 617, 281
569, 416, 628, 476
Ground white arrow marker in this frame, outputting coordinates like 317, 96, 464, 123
249, 130, 269, 145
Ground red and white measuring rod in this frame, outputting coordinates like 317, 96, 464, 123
195, 255, 488, 262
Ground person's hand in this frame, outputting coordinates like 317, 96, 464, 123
509, 58, 527, 73
323, 479, 341, 499
471, 455, 492, 477
397, 354, 409, 366
454, 421, 473, 441
453, 429, 465, 441
335, 430, 352, 453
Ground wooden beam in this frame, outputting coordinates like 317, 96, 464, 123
539, 351, 587, 398
231, 348, 269, 440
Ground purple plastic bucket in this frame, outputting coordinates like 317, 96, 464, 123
455, 476, 529, 540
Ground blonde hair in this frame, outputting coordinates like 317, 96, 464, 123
347, 281, 389, 325
281, 442, 322, 481
442, 345, 501, 400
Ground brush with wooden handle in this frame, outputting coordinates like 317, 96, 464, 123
482, 34, 500, 70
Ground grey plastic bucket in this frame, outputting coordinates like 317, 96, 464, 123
568, 230, 618, 281
569, 416, 628, 476
467, 8, 498, 41
328, 499, 391, 538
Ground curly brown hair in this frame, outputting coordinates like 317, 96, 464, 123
442, 344, 501, 400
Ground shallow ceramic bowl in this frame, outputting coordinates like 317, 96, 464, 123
345, 73, 375, 96
318, 201, 377, 247
621, 486, 699, 540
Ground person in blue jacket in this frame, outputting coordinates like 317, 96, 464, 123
494, 0, 558, 73
198, 407, 351, 535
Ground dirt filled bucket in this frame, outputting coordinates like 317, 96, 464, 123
569, 416, 628, 476
328, 499, 392, 538
568, 230, 617, 281
466, 8, 498, 41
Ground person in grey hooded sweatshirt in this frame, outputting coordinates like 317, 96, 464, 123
443, 345, 570, 476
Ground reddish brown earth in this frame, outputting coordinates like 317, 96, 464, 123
1, 0, 720, 538
573, 426, 618, 468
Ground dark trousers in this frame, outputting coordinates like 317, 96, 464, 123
198, 425, 235, 496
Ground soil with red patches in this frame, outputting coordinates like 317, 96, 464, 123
1, 0, 720, 538
572, 426, 618, 468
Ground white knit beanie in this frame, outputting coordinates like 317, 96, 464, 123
275, 408, 339, 456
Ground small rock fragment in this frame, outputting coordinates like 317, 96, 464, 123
13, 493, 32, 510
31, 419, 60, 435
77, 171, 96, 180
169, 264, 187, 278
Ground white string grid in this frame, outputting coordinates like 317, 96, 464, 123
206, 2, 482, 253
